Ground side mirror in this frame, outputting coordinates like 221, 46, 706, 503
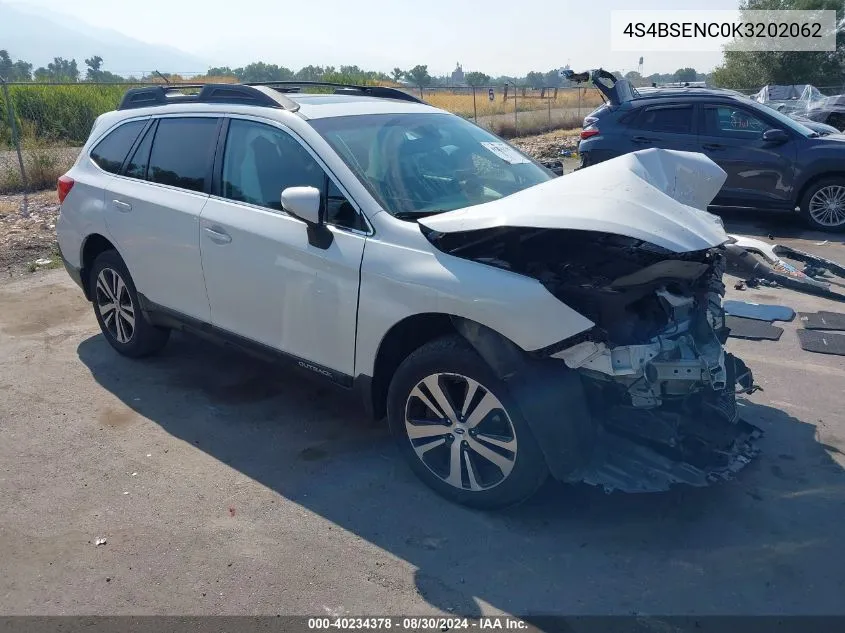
281, 185, 333, 249
762, 128, 789, 143
281, 186, 322, 224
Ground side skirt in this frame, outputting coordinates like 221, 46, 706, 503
136, 293, 356, 389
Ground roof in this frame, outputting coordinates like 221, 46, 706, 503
115, 82, 440, 119
289, 93, 442, 119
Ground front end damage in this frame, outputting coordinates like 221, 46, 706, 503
419, 149, 764, 493
433, 227, 763, 493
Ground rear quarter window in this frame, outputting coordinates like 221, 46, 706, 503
89, 120, 146, 174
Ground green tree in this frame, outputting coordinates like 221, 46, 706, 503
295, 65, 324, 81
391, 67, 405, 82
525, 71, 545, 88
711, 0, 845, 89
0, 49, 32, 81
34, 57, 79, 82
234, 62, 294, 82
465, 71, 490, 86
207, 66, 237, 77
405, 64, 431, 88
624, 70, 644, 86
674, 67, 698, 83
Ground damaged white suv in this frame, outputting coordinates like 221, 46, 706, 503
56, 82, 761, 508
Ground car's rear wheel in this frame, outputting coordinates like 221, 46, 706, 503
387, 336, 548, 509
800, 178, 845, 232
89, 250, 170, 357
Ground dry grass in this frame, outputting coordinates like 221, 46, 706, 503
0, 147, 76, 194
425, 87, 603, 118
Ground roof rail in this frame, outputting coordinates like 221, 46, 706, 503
244, 81, 425, 104
116, 81, 422, 112
117, 83, 300, 111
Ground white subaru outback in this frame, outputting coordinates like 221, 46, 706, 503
56, 82, 761, 508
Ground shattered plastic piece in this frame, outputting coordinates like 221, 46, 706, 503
34, 258, 52, 266
734, 280, 746, 291
94, 537, 107, 546
131, 472, 137, 477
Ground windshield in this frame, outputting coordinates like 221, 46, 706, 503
309, 113, 552, 218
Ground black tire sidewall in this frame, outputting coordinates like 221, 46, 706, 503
801, 178, 845, 232
387, 336, 548, 509
89, 250, 168, 357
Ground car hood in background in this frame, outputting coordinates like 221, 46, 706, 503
419, 148, 730, 253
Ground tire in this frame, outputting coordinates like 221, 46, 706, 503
88, 250, 170, 358
387, 335, 549, 509
800, 177, 845, 232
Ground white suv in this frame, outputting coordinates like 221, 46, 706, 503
56, 82, 761, 508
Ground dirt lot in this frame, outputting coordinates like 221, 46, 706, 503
0, 206, 844, 616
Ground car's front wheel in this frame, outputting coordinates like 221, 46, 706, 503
387, 336, 549, 509
800, 178, 845, 232
89, 250, 170, 357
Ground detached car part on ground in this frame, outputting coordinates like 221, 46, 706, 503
416, 149, 761, 499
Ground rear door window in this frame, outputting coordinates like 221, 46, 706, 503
90, 120, 146, 174
634, 105, 694, 134
147, 118, 219, 193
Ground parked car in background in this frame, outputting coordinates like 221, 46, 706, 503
575, 70, 845, 231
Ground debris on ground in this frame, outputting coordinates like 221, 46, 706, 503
799, 311, 845, 331
726, 234, 844, 300
34, 258, 53, 266
0, 191, 61, 274
797, 329, 845, 356
510, 129, 580, 163
734, 280, 746, 290
94, 537, 107, 546
723, 300, 795, 322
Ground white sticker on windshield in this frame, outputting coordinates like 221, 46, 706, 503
480, 141, 530, 164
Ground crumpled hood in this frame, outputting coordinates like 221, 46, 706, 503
419, 148, 730, 253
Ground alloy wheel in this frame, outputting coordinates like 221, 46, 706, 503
95, 267, 135, 344
404, 372, 517, 491
809, 185, 845, 227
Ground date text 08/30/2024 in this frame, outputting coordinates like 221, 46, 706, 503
307, 618, 529, 630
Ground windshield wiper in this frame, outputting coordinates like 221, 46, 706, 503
392, 209, 451, 220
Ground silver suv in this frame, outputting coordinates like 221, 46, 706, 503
56, 81, 760, 508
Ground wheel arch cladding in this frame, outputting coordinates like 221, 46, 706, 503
81, 233, 119, 300
369, 313, 456, 420
796, 171, 845, 207
451, 317, 596, 480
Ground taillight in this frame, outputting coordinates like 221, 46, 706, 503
580, 128, 600, 140
57, 175, 74, 203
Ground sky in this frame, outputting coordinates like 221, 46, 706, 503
15, 0, 742, 77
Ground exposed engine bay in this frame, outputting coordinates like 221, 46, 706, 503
426, 225, 763, 493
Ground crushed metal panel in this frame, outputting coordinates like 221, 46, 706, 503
419, 149, 729, 254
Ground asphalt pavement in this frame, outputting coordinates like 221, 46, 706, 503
0, 212, 844, 617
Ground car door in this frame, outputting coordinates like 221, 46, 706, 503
198, 117, 368, 381
622, 103, 699, 154
105, 115, 221, 321
697, 103, 798, 208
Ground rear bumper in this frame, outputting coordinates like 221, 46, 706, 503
58, 243, 87, 298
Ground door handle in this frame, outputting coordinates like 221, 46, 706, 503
632, 136, 655, 144
702, 143, 724, 150
204, 225, 232, 244
112, 199, 132, 212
